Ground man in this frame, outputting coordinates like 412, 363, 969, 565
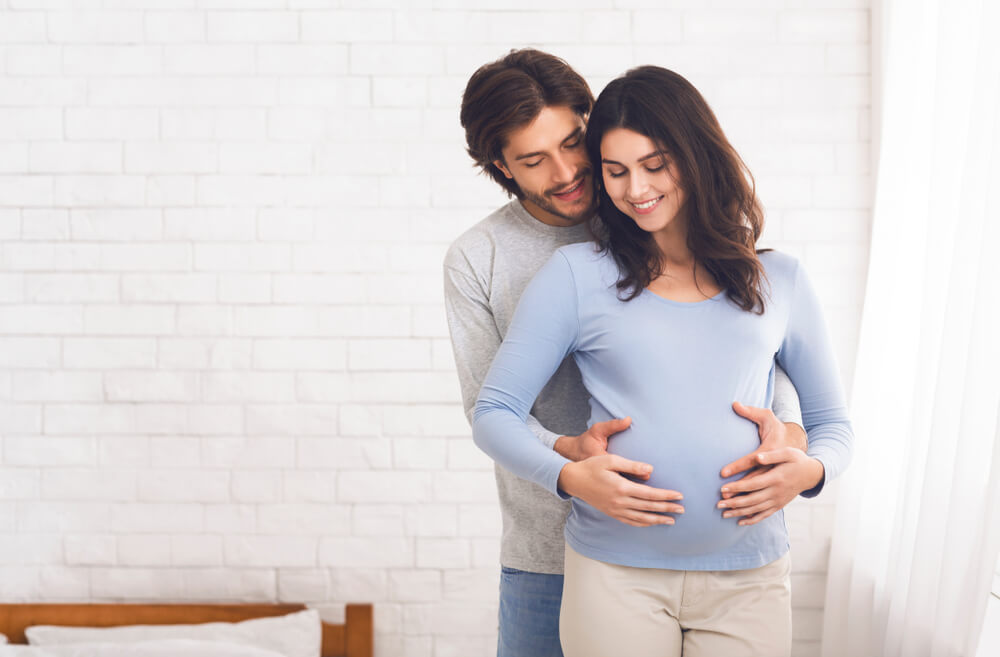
443, 49, 807, 657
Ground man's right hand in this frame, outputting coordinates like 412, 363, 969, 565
557, 454, 684, 527
553, 417, 632, 462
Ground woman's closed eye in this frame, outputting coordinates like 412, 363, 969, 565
605, 164, 665, 178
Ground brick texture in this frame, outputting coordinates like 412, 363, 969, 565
0, 3, 871, 656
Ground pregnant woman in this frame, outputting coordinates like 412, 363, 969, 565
472, 66, 853, 657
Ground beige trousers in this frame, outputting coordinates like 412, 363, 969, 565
559, 543, 792, 657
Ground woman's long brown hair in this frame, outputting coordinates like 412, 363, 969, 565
586, 66, 769, 313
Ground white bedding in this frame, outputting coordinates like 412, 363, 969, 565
0, 638, 290, 657
22, 609, 320, 657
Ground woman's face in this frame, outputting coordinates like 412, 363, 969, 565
599, 127, 685, 238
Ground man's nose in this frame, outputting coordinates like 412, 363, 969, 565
551, 153, 576, 183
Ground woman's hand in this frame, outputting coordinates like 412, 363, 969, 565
558, 454, 684, 527
716, 448, 825, 526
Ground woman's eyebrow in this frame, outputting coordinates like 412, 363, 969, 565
601, 151, 663, 165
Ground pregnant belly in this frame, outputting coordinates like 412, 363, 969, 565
599, 419, 762, 556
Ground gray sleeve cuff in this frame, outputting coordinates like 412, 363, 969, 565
772, 364, 804, 426
525, 415, 562, 450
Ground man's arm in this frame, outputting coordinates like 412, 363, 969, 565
771, 364, 804, 430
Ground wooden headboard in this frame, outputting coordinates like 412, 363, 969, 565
0, 603, 373, 657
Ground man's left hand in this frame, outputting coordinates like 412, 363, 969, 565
721, 401, 806, 482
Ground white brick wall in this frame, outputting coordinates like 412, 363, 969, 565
0, 2, 870, 656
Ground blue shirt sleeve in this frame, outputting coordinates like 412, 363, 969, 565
776, 260, 854, 496
473, 251, 580, 498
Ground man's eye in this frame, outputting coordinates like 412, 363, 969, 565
524, 160, 542, 168
565, 139, 582, 149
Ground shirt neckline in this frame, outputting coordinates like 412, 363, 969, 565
640, 286, 727, 308
509, 200, 591, 240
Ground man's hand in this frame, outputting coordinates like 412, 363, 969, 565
717, 448, 824, 526
557, 454, 684, 528
721, 401, 806, 483
553, 417, 632, 462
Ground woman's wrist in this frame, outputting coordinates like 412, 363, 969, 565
803, 457, 826, 491
557, 461, 579, 497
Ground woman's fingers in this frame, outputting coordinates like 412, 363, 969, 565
718, 488, 770, 512
620, 510, 676, 527
739, 508, 778, 526
625, 498, 685, 514
621, 479, 683, 502
723, 498, 775, 520
722, 470, 778, 496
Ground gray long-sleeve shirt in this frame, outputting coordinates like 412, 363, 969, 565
443, 199, 803, 574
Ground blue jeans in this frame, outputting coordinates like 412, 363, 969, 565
498, 566, 565, 657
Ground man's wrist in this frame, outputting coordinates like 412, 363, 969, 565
553, 435, 574, 460
783, 422, 808, 451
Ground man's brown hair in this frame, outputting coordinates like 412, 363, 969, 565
460, 49, 594, 198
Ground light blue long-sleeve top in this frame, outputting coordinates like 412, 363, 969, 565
472, 243, 853, 571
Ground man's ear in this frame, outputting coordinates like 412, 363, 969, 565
493, 159, 513, 180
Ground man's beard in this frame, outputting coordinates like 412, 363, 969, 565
522, 173, 595, 224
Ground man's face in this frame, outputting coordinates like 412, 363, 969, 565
494, 105, 596, 227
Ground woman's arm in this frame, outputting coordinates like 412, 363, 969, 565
774, 258, 854, 490
444, 259, 563, 448
472, 251, 581, 497
473, 250, 685, 525
717, 258, 854, 524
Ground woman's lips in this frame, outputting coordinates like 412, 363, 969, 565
629, 196, 663, 214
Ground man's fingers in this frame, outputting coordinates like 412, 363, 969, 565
592, 416, 632, 438
720, 451, 760, 478
731, 401, 772, 426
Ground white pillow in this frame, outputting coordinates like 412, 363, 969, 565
0, 648, 51, 656
0, 633, 7, 645
2, 639, 289, 657
25, 609, 320, 657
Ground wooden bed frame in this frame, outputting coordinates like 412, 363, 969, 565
0, 603, 373, 657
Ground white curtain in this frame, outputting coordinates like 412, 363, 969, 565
821, 0, 1000, 656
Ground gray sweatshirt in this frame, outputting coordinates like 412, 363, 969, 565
443, 200, 803, 575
